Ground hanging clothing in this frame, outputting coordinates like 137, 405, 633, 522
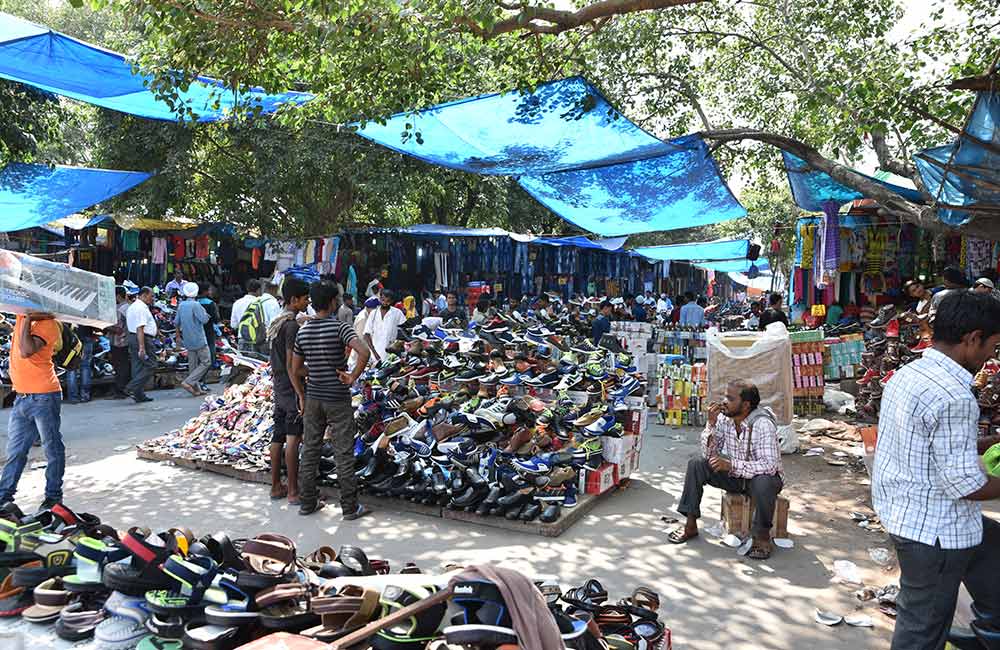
251, 247, 262, 270
195, 235, 210, 259
151, 237, 168, 264
122, 230, 140, 252
346, 265, 358, 300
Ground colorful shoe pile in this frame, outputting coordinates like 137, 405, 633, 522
140, 367, 276, 473
855, 306, 927, 422
0, 505, 670, 650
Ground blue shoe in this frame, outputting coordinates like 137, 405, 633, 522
563, 484, 578, 508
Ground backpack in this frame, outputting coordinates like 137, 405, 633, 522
52, 322, 83, 370
239, 298, 267, 345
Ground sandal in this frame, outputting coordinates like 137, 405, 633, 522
747, 543, 772, 560
55, 594, 108, 641
0, 563, 40, 616
302, 584, 380, 641
23, 576, 70, 623
145, 554, 227, 615
619, 586, 660, 619
257, 581, 320, 631
94, 591, 152, 650
667, 528, 698, 544
137, 636, 184, 650
203, 573, 260, 627
240, 534, 296, 577
102, 527, 179, 596
181, 621, 244, 650
63, 535, 129, 591
337, 545, 372, 576
561, 579, 608, 613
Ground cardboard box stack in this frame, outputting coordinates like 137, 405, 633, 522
790, 329, 825, 416
579, 395, 646, 495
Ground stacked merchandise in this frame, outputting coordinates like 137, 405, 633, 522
654, 325, 707, 364
0, 504, 671, 649
823, 334, 864, 381
855, 306, 926, 422
145, 312, 649, 524
790, 330, 826, 417
656, 360, 708, 427
975, 360, 1000, 439
610, 321, 656, 403
140, 367, 275, 472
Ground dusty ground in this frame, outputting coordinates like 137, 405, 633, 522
0, 389, 912, 649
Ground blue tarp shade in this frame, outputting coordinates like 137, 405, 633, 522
357, 77, 746, 236
783, 152, 925, 212
915, 91, 1000, 227
400, 224, 511, 237
634, 238, 748, 262
0, 12, 312, 122
695, 258, 770, 273
0, 163, 151, 232
531, 235, 627, 251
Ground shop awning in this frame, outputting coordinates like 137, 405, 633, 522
0, 12, 312, 122
0, 163, 151, 232
914, 91, 1000, 227
783, 152, 925, 212
633, 238, 749, 262
357, 77, 746, 236
695, 258, 770, 273
399, 224, 512, 237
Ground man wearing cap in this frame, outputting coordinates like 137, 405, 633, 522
174, 282, 211, 396
973, 278, 1000, 302
657, 294, 673, 316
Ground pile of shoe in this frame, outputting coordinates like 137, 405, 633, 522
1, 504, 670, 650
855, 305, 928, 422
336, 313, 647, 523
140, 366, 275, 473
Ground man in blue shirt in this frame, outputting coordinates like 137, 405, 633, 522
174, 282, 211, 396
592, 300, 613, 344
679, 292, 706, 327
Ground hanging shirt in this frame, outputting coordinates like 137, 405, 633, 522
172, 236, 186, 260
195, 235, 210, 259
363, 306, 406, 359
151, 237, 168, 264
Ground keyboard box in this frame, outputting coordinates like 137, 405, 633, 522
0, 250, 117, 327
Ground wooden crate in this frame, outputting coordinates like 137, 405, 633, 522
721, 493, 789, 538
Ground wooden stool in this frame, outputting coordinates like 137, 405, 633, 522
721, 493, 789, 538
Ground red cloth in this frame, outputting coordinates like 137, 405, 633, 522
172, 236, 185, 259
195, 235, 210, 259
252, 247, 262, 270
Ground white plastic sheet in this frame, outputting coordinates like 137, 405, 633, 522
705, 323, 795, 425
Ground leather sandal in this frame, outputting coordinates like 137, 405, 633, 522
102, 528, 179, 596
301, 583, 380, 641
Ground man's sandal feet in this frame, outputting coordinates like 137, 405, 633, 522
269, 487, 288, 501
747, 544, 771, 560
667, 529, 698, 544
298, 501, 326, 516
180, 383, 197, 397
342, 505, 372, 522
287, 496, 300, 506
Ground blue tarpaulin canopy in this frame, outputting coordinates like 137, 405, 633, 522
0, 163, 151, 232
357, 77, 746, 236
783, 152, 925, 212
633, 238, 749, 262
695, 258, 770, 273
532, 235, 627, 251
915, 91, 1000, 227
0, 12, 312, 122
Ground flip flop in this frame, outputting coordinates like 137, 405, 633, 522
270, 486, 288, 501
667, 528, 698, 544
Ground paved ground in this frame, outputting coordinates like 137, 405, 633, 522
0, 388, 905, 649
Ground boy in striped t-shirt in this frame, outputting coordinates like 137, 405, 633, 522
290, 281, 371, 518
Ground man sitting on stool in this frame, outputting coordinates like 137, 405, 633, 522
668, 379, 783, 560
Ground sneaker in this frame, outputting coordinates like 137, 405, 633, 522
554, 372, 583, 391
583, 415, 617, 437
524, 371, 561, 388
38, 498, 60, 511
609, 376, 642, 398
614, 353, 637, 373
910, 338, 932, 352
433, 328, 460, 343
482, 319, 509, 334
570, 340, 599, 355
585, 361, 607, 381
495, 331, 520, 346
563, 484, 578, 508
500, 372, 529, 386
868, 304, 897, 329
455, 366, 488, 383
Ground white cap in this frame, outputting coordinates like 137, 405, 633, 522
182, 281, 199, 298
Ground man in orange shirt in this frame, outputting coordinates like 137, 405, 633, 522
0, 314, 65, 509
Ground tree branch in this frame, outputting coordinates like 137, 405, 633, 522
463, 0, 706, 38
701, 128, 1000, 240
870, 130, 916, 179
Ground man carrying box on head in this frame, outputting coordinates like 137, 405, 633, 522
668, 379, 783, 560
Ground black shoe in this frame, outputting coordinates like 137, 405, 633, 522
298, 501, 327, 516
133, 396, 154, 403
38, 498, 60, 511
520, 502, 542, 522
540, 502, 562, 523
504, 504, 525, 520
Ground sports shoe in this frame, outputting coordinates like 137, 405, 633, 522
910, 338, 932, 352
524, 371, 561, 388
433, 328, 460, 343
455, 366, 488, 383
585, 361, 607, 381
885, 318, 900, 338
572, 406, 607, 426
563, 484, 578, 508
554, 372, 583, 391
500, 372, 530, 386
614, 353, 636, 373
609, 376, 641, 398
583, 415, 617, 437
570, 340, 599, 355
868, 304, 896, 329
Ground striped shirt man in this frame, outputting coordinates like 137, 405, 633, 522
293, 317, 357, 402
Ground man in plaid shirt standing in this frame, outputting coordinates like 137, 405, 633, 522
669, 379, 783, 560
874, 291, 1000, 650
